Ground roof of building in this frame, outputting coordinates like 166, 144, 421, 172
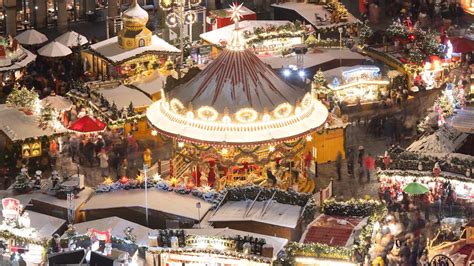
168, 49, 307, 113
200, 20, 291, 47
100, 84, 153, 109
183, 228, 288, 257
0, 48, 36, 72
301, 214, 366, 247
209, 200, 302, 229
0, 210, 65, 240
81, 189, 213, 221
449, 106, 474, 134
67, 216, 152, 246
89, 35, 180, 63
0, 105, 64, 141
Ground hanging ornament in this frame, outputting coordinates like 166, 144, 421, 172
166, 13, 179, 28
159, 0, 173, 11
184, 11, 197, 24
408, 34, 415, 42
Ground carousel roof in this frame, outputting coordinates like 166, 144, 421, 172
168, 49, 307, 113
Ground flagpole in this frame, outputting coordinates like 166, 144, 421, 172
144, 164, 149, 227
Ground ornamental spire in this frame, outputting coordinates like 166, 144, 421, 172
228, 2, 245, 51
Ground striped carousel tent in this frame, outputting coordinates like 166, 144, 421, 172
147, 18, 328, 146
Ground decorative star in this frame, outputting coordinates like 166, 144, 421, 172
230, 2, 244, 22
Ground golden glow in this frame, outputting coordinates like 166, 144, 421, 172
222, 115, 231, 124
268, 145, 275, 152
170, 98, 185, 114
178, 142, 185, 148
235, 108, 258, 123
273, 103, 293, 118
197, 106, 219, 121
295, 106, 302, 115
306, 135, 313, 141
151, 130, 158, 136
186, 111, 194, 119
262, 114, 271, 122
301, 93, 312, 109
328, 80, 389, 91
221, 148, 229, 155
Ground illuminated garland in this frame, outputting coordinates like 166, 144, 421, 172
283, 242, 354, 261
0, 229, 50, 248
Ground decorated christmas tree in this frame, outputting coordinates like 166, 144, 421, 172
127, 102, 135, 117
312, 69, 331, 95
305, 34, 318, 48
6, 85, 39, 111
40, 104, 53, 126
408, 47, 425, 65
14, 170, 30, 194
358, 23, 373, 46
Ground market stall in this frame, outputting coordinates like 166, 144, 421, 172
0, 36, 36, 82
324, 65, 389, 105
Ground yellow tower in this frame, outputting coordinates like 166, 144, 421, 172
117, 0, 152, 50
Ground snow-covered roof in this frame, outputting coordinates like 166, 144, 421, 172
130, 70, 166, 97
41, 95, 73, 111
449, 107, 474, 133
0, 48, 36, 72
55, 31, 88, 47
0, 105, 63, 141
0, 210, 65, 239
81, 189, 213, 221
271, 2, 360, 28
100, 84, 152, 109
260, 48, 367, 69
200, 20, 291, 46
184, 228, 288, 257
89, 35, 180, 63
67, 216, 151, 246
407, 124, 469, 154
209, 200, 302, 228
0, 184, 94, 211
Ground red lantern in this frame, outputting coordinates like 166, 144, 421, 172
408, 34, 415, 42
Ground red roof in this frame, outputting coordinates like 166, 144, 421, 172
68, 116, 107, 133
449, 37, 474, 54
303, 215, 364, 247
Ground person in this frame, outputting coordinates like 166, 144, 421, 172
266, 168, 277, 187
84, 139, 95, 167
335, 151, 342, 180
98, 149, 109, 177
364, 153, 375, 182
346, 148, 354, 178
434, 196, 442, 224
358, 146, 365, 180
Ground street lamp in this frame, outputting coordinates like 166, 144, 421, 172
159, 0, 201, 66
338, 27, 343, 48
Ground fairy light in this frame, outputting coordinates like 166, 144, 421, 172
151, 130, 158, 136
178, 142, 185, 148
306, 135, 313, 141
268, 145, 275, 152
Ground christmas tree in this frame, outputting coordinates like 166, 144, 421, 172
408, 47, 425, 65
40, 104, 53, 126
14, 171, 30, 194
127, 102, 135, 117
313, 69, 327, 87
305, 34, 318, 48
6, 85, 39, 111
358, 23, 373, 46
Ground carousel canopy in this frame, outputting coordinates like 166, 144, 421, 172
68, 115, 107, 133
55, 30, 88, 48
38, 41, 72, 58
147, 43, 328, 145
15, 29, 48, 45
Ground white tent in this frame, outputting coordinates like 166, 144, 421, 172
38, 41, 72, 57
55, 31, 88, 48
15, 29, 48, 45
41, 94, 73, 111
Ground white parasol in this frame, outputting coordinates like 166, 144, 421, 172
15, 29, 48, 45
38, 41, 72, 58
55, 31, 88, 48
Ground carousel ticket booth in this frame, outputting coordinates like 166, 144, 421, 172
325, 66, 389, 105
81, 0, 180, 79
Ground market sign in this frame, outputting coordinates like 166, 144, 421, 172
185, 236, 235, 250
22, 141, 41, 158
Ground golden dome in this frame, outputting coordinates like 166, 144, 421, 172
122, 0, 149, 31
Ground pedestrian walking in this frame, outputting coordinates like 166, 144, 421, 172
364, 153, 375, 182
358, 145, 365, 180
346, 148, 355, 178
335, 151, 342, 181
98, 149, 109, 177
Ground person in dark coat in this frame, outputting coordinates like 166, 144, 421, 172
346, 148, 355, 178
335, 151, 343, 180
84, 139, 95, 167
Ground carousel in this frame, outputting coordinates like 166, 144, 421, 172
147, 9, 329, 191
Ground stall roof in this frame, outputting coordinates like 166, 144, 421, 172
300, 214, 367, 247
100, 84, 153, 109
209, 200, 302, 229
130, 70, 167, 97
407, 124, 469, 154
0, 210, 65, 239
66, 216, 152, 246
89, 35, 180, 63
200, 20, 290, 46
184, 228, 288, 257
81, 189, 213, 221
271, 2, 360, 28
0, 105, 64, 141
449, 107, 474, 134
0, 48, 36, 72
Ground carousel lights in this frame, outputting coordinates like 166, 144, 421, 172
273, 103, 293, 119
197, 106, 219, 121
186, 111, 194, 119
306, 135, 313, 141
235, 108, 258, 123
268, 145, 275, 152
222, 115, 231, 124
221, 148, 229, 155
151, 130, 158, 136
178, 142, 185, 148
